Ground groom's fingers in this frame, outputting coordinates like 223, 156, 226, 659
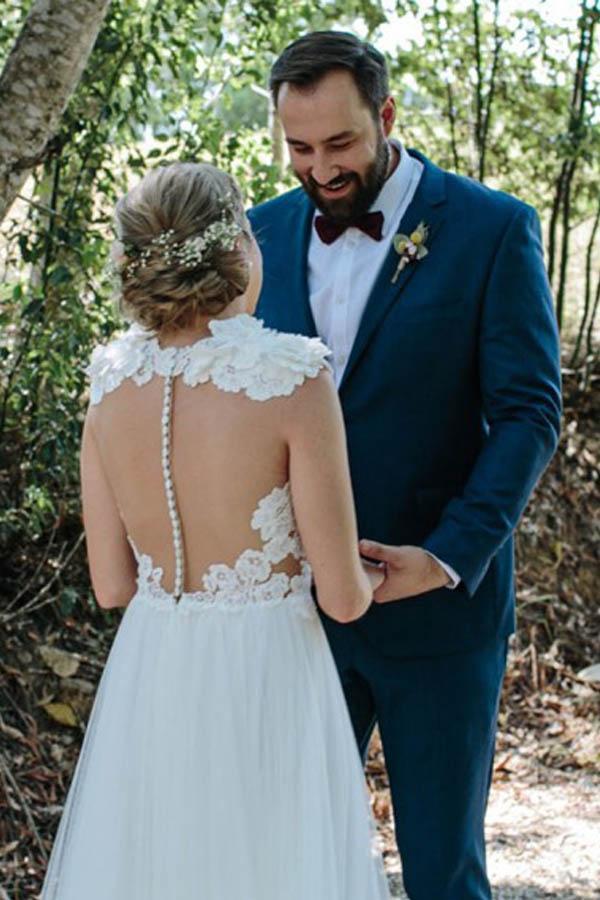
359, 539, 397, 563
369, 546, 435, 602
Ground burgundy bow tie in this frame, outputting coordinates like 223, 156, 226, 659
314, 210, 384, 245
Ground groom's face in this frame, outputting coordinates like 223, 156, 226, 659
276, 68, 395, 223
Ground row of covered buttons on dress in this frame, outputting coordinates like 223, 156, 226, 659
161, 364, 184, 600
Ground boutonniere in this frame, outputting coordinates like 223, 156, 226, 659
391, 221, 429, 283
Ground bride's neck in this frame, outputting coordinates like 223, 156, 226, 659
157, 295, 251, 348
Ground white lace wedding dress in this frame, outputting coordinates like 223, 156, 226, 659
41, 315, 390, 900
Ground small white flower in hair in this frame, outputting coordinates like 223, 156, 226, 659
118, 206, 243, 279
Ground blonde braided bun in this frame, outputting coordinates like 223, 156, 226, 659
113, 162, 252, 334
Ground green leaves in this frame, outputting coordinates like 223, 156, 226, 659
48, 265, 72, 286
22, 298, 44, 319
1, 0, 596, 564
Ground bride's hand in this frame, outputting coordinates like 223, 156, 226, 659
361, 558, 386, 595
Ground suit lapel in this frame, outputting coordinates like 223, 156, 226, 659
272, 192, 318, 337
339, 152, 447, 392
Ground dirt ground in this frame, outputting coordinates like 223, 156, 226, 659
364, 712, 600, 900
383, 771, 600, 899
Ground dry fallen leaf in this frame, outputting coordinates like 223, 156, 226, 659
0, 841, 20, 859
38, 645, 80, 678
41, 702, 78, 728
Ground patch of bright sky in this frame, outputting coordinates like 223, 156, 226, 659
355, 0, 590, 99
374, 0, 581, 53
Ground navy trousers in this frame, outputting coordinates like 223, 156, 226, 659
322, 619, 508, 900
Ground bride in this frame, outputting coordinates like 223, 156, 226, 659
41, 161, 390, 899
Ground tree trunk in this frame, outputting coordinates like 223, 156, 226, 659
270, 106, 286, 174
432, 0, 460, 173
555, 158, 576, 331
472, 0, 484, 177
479, 0, 502, 184
570, 202, 600, 366
547, 162, 567, 286
0, 0, 112, 224
586, 271, 600, 357
547, 0, 596, 300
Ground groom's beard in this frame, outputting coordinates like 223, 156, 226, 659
296, 135, 390, 224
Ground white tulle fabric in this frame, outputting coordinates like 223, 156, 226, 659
41, 314, 390, 900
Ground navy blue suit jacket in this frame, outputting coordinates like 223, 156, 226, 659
248, 150, 561, 658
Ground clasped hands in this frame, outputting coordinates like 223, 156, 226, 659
359, 540, 450, 604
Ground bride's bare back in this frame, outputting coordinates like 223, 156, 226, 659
91, 376, 297, 589
81, 316, 372, 621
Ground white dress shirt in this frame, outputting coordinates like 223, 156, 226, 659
307, 142, 460, 589
308, 141, 422, 385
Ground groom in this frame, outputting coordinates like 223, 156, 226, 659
248, 31, 561, 900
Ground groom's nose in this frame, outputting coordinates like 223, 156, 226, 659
310, 151, 338, 187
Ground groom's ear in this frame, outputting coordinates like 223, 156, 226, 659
380, 97, 396, 136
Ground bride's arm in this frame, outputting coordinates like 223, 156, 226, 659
285, 369, 374, 623
80, 411, 137, 609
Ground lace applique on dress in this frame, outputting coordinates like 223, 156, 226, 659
128, 483, 316, 619
86, 314, 330, 615
87, 314, 331, 405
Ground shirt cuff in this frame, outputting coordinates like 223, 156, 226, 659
424, 551, 461, 590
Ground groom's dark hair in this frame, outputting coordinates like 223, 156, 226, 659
269, 31, 389, 121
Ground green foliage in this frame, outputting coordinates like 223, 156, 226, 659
390, 1, 598, 211
0, 0, 386, 563
0, 0, 598, 601
0, 1, 35, 62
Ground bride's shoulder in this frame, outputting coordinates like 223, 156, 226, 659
86, 323, 154, 405
191, 315, 332, 402
84, 315, 332, 406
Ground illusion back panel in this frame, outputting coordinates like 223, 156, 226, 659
89, 377, 296, 594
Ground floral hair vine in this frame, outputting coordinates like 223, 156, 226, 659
116, 193, 243, 279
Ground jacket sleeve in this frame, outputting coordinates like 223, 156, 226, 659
422, 203, 562, 596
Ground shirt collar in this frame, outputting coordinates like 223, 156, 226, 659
371, 140, 415, 238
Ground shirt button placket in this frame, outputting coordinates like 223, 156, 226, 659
338, 232, 357, 370
336, 233, 354, 370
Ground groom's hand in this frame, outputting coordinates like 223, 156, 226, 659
359, 540, 450, 603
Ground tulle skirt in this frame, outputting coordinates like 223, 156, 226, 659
41, 587, 390, 899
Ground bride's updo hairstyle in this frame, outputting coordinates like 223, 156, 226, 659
113, 162, 252, 333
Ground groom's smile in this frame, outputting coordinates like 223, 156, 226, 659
276, 69, 396, 224
311, 172, 356, 202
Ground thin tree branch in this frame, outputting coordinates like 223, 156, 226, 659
570, 198, 600, 365
479, 0, 502, 183
1, 532, 85, 625
472, 0, 484, 176
585, 269, 600, 357
432, 0, 461, 172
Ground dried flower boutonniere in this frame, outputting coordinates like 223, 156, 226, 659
391, 221, 429, 283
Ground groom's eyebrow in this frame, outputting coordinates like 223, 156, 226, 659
286, 130, 356, 147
